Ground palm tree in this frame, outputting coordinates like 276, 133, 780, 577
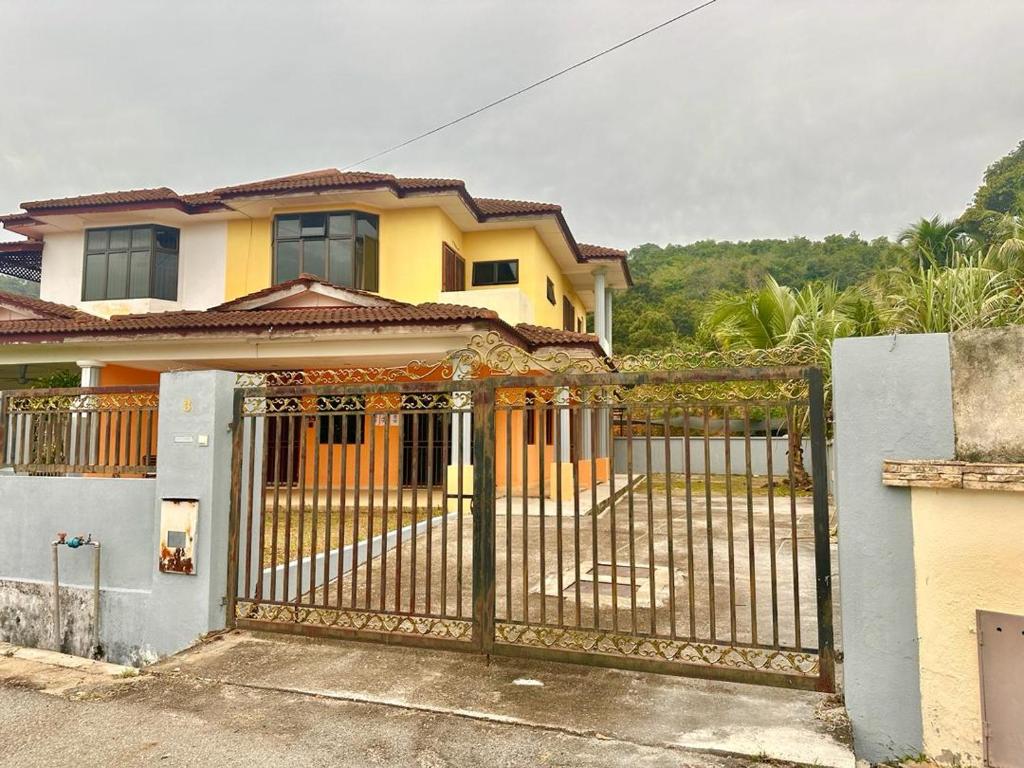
701, 277, 862, 486
897, 215, 972, 268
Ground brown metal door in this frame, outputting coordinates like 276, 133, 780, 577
979, 611, 1024, 768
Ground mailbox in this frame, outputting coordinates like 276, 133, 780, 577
159, 498, 198, 575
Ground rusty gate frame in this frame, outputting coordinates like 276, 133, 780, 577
225, 364, 835, 692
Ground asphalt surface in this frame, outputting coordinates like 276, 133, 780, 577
0, 672, 789, 768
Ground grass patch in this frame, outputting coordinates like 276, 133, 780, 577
644, 473, 813, 498
264, 506, 447, 565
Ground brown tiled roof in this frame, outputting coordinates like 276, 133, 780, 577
209, 274, 407, 311
2, 169, 632, 285
578, 243, 627, 259
0, 289, 83, 319
514, 323, 600, 348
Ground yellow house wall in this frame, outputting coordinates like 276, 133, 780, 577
223, 203, 584, 329
910, 486, 1024, 766
462, 228, 584, 329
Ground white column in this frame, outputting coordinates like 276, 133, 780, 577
76, 360, 106, 387
604, 290, 614, 356
593, 269, 607, 351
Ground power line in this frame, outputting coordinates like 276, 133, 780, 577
343, 0, 722, 169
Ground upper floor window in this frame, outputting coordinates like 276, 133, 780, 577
274, 211, 379, 291
546, 277, 556, 305
82, 225, 179, 301
472, 259, 518, 287
562, 296, 576, 332
442, 243, 465, 292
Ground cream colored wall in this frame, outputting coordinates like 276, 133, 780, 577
39, 222, 227, 315
910, 486, 1024, 766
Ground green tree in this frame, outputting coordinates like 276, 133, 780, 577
897, 215, 970, 267
960, 140, 1024, 242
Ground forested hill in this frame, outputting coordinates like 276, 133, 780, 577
613, 234, 903, 351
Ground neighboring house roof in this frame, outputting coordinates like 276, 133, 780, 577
0, 169, 631, 285
0, 280, 603, 354
0, 239, 44, 282
0, 289, 83, 319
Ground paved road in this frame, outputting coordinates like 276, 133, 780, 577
0, 672, 785, 768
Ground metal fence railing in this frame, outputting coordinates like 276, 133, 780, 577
0, 385, 160, 476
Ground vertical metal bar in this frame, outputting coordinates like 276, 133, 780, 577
786, 402, 802, 650
440, 409, 450, 616
379, 405, 390, 611
504, 404, 513, 622
225, 390, 244, 627
765, 402, 779, 647
724, 405, 737, 644
365, 403, 378, 610
335, 414, 349, 610
426, 409, 436, 615
133, 404, 143, 470
409, 409, 420, 614
645, 404, 657, 635
323, 410, 335, 609
394, 407, 405, 613
295, 413, 308, 605
350, 408, 362, 609
309, 411, 321, 606
268, 414, 283, 602
589, 400, 600, 629
471, 383, 496, 653
807, 368, 836, 692
455, 406, 465, 619
625, 404, 637, 635
607, 405, 619, 634
282, 415, 295, 604
743, 405, 758, 645
244, 414, 258, 601
521, 399, 529, 623
572, 401, 582, 629
554, 393, 564, 628
703, 405, 716, 641
537, 397, 547, 625
663, 407, 677, 640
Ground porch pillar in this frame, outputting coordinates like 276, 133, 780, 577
76, 360, 106, 387
604, 290, 614, 356
593, 269, 608, 354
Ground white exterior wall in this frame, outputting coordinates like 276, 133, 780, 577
38, 221, 228, 315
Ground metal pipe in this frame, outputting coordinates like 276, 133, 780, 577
51, 541, 61, 651
49, 534, 102, 659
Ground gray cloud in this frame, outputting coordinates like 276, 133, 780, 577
1, 0, 1022, 248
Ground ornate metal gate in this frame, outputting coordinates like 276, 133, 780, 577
226, 346, 835, 692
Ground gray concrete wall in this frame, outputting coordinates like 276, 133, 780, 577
833, 333, 955, 763
0, 476, 157, 663
0, 370, 240, 665
949, 325, 1024, 462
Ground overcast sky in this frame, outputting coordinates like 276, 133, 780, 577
2, 0, 1022, 249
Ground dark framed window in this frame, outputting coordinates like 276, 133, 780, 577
274, 211, 379, 291
318, 399, 365, 446
562, 296, 576, 332
442, 243, 465, 292
471, 259, 518, 286
525, 392, 537, 445
82, 225, 179, 301
546, 277, 556, 305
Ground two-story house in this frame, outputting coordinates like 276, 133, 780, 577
0, 169, 630, 493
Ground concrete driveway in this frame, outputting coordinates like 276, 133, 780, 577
0, 631, 853, 768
